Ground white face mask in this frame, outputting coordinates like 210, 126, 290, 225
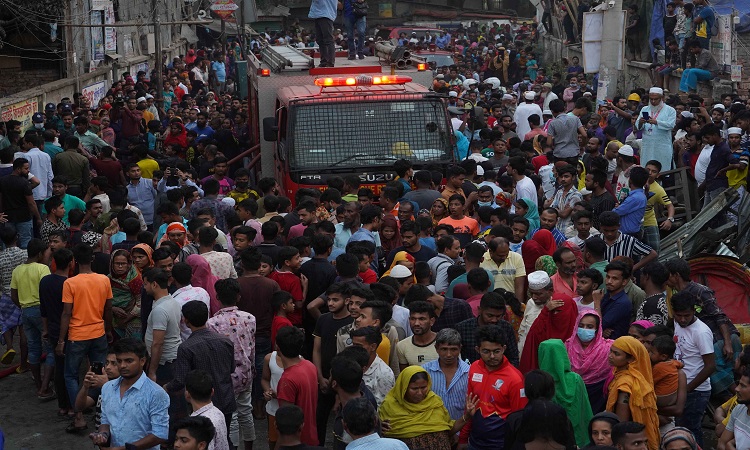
34, 123, 44, 129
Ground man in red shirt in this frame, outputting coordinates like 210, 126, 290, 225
459, 325, 527, 449
276, 326, 319, 446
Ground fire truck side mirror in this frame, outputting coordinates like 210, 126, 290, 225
263, 117, 278, 142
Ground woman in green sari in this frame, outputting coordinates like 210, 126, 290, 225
538, 339, 593, 448
108, 249, 143, 339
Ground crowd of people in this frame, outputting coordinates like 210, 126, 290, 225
0, 7, 748, 450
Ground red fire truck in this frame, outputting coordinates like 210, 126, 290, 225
246, 45, 455, 200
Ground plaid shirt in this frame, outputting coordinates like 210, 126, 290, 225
207, 306, 256, 394
684, 281, 738, 342
455, 317, 519, 366
433, 297, 474, 332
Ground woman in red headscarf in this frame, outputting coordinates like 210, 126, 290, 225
521, 229, 557, 275
163, 119, 188, 152
380, 215, 402, 257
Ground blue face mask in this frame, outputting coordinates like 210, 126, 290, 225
478, 201, 493, 207
577, 327, 596, 343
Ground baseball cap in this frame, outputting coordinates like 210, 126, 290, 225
45, 102, 56, 112
449, 91, 458, 98
32, 112, 44, 123
627, 93, 641, 102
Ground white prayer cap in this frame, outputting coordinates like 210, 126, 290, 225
524, 91, 536, 100
728, 127, 743, 136
390, 265, 412, 279
503, 94, 514, 101
649, 87, 664, 95
713, 103, 726, 111
680, 111, 694, 119
618, 145, 635, 157
528, 270, 551, 290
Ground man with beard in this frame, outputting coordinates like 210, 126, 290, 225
634, 87, 676, 172
385, 220, 437, 266
396, 301, 438, 371
718, 368, 750, 450
90, 338, 169, 449
551, 247, 578, 299
334, 201, 361, 250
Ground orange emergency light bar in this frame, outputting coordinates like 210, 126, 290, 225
314, 75, 413, 87
417, 63, 427, 71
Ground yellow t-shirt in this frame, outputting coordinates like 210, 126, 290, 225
10, 263, 51, 308
480, 251, 527, 294
727, 155, 749, 189
643, 181, 672, 227
721, 395, 738, 426
376, 334, 391, 365
137, 158, 160, 180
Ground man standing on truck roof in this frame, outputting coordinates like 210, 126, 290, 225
343, 0, 367, 60
309, 0, 338, 68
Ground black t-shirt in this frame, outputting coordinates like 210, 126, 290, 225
87, 386, 103, 427
386, 245, 438, 266
0, 173, 33, 222
39, 274, 67, 342
313, 313, 354, 377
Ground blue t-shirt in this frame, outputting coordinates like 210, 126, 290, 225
309, 0, 337, 20
211, 61, 226, 83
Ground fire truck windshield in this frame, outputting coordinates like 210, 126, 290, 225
287, 98, 453, 171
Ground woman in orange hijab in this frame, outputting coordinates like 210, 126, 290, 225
606, 336, 660, 450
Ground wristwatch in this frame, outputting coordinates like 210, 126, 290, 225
668, 217, 675, 223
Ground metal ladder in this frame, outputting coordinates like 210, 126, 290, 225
260, 45, 313, 73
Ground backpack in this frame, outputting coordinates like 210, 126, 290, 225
352, 0, 368, 17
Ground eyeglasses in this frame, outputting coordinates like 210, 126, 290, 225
479, 349, 505, 356
113, 261, 129, 266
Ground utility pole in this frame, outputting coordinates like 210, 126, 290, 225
596, 0, 624, 101
152, 0, 163, 101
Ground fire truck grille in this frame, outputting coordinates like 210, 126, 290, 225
288, 97, 453, 170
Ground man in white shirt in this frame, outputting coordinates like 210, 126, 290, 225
507, 156, 538, 208
672, 290, 715, 448
15, 133, 53, 203
514, 91, 544, 139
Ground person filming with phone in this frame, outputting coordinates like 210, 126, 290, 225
635, 87, 676, 173
69, 348, 120, 433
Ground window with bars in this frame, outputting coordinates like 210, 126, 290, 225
287, 95, 454, 171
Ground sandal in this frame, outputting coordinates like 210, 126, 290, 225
65, 423, 88, 434
15, 365, 29, 374
1, 349, 15, 364
38, 390, 56, 401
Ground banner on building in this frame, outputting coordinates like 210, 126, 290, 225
1, 99, 39, 131
732, 64, 742, 82
91, 11, 105, 61
82, 80, 108, 107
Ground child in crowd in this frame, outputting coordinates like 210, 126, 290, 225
270, 291, 295, 347
40, 196, 68, 245
268, 246, 307, 326
648, 334, 687, 434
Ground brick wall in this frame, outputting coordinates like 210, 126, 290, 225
0, 69, 60, 98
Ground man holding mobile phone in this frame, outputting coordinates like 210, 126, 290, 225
635, 87, 676, 173
68, 349, 119, 433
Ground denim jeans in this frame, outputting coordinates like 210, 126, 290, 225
10, 220, 33, 249
346, 15, 366, 57
704, 187, 727, 227
676, 389, 710, 447
21, 306, 53, 366
64, 335, 108, 409
680, 68, 713, 92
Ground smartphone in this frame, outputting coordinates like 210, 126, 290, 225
91, 362, 104, 375
642, 111, 650, 120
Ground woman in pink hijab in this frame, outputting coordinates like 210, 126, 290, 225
565, 309, 613, 414
186, 254, 220, 315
